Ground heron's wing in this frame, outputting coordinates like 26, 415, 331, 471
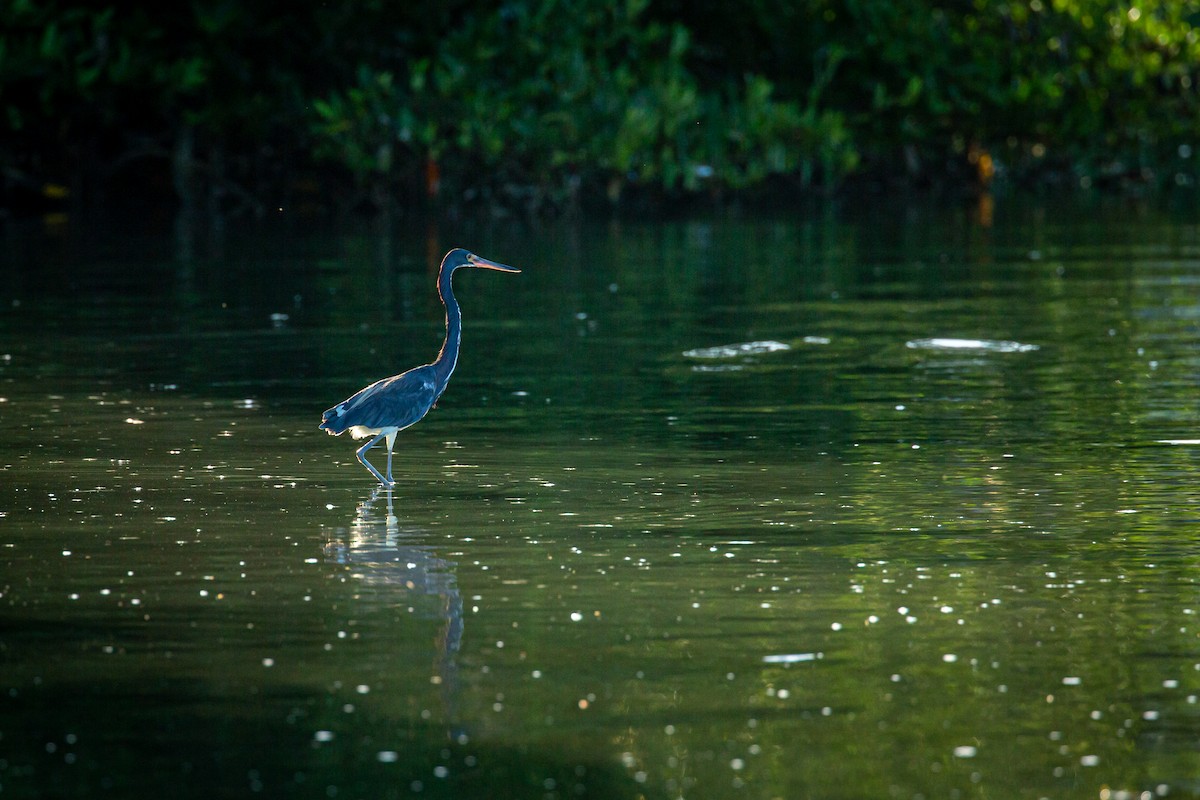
321, 366, 439, 433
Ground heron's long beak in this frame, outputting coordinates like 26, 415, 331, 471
467, 254, 521, 273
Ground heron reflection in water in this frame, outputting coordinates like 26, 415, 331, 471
324, 487, 463, 715
319, 248, 520, 486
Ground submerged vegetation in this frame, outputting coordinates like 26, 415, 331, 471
2, 0, 1198, 216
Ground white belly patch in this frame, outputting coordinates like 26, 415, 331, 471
349, 425, 400, 440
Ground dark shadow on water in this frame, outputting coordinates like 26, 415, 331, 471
0, 676, 657, 799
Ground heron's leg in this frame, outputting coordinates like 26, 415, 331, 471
355, 432, 392, 486
385, 430, 398, 485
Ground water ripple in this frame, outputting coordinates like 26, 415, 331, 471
905, 337, 1040, 353
683, 341, 791, 359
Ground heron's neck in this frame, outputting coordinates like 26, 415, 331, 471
432, 265, 462, 385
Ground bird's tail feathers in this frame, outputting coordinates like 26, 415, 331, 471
319, 404, 350, 435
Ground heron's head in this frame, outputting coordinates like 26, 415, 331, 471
443, 248, 521, 274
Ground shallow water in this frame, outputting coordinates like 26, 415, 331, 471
2, 201, 1200, 798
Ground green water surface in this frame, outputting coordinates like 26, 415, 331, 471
2, 202, 1199, 799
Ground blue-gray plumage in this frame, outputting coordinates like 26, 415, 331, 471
319, 248, 520, 486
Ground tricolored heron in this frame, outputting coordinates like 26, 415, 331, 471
319, 248, 520, 486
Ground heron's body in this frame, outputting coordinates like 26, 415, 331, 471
319, 249, 519, 486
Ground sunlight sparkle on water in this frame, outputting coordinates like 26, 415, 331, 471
762, 653, 821, 664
